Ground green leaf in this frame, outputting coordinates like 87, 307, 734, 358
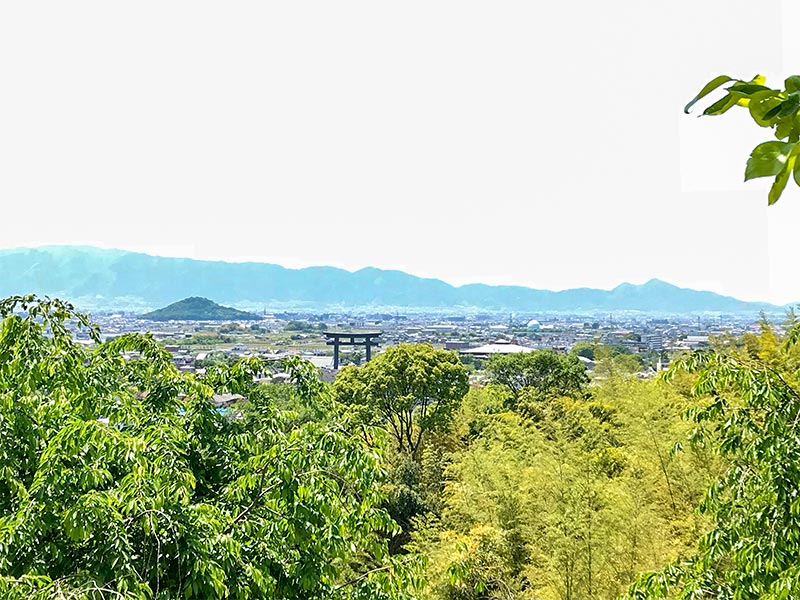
749, 90, 784, 127
685, 75, 735, 114
745, 141, 796, 181
702, 93, 739, 116
775, 116, 799, 141
778, 92, 800, 118
769, 154, 796, 205
793, 157, 800, 187
762, 93, 800, 122
728, 83, 772, 95
785, 75, 800, 93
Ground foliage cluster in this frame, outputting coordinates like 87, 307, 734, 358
3, 292, 798, 600
569, 343, 647, 377
334, 345, 469, 458
332, 345, 470, 553
0, 295, 418, 600
485, 350, 590, 412
626, 317, 800, 600
412, 377, 716, 600
686, 73, 800, 204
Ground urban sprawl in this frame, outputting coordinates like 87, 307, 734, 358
76, 310, 769, 387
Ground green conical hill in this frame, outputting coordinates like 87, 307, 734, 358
142, 297, 259, 321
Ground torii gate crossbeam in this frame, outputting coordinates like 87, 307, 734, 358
323, 331, 382, 369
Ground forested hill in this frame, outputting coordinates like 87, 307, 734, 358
142, 297, 259, 321
0, 246, 784, 313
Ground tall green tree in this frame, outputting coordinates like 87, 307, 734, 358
0, 295, 419, 600
485, 350, 589, 406
333, 344, 469, 458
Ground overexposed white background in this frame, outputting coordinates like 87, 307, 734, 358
1, 1, 796, 303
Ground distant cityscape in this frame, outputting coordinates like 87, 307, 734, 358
74, 307, 770, 385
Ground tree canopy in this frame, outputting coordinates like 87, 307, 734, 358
141, 297, 259, 321
0, 295, 418, 600
485, 350, 589, 406
332, 344, 468, 458
412, 377, 716, 600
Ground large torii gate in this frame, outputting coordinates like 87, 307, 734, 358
323, 330, 382, 369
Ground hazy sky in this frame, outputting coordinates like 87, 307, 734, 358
1, 1, 798, 304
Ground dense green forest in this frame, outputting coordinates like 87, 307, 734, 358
0, 295, 417, 599
3, 293, 800, 598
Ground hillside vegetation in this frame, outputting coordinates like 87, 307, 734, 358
1, 294, 798, 599
141, 297, 259, 321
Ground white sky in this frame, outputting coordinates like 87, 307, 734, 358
1, 1, 797, 304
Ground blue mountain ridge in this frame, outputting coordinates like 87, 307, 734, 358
0, 246, 787, 314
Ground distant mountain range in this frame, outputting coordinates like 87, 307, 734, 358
142, 297, 259, 321
0, 246, 787, 314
